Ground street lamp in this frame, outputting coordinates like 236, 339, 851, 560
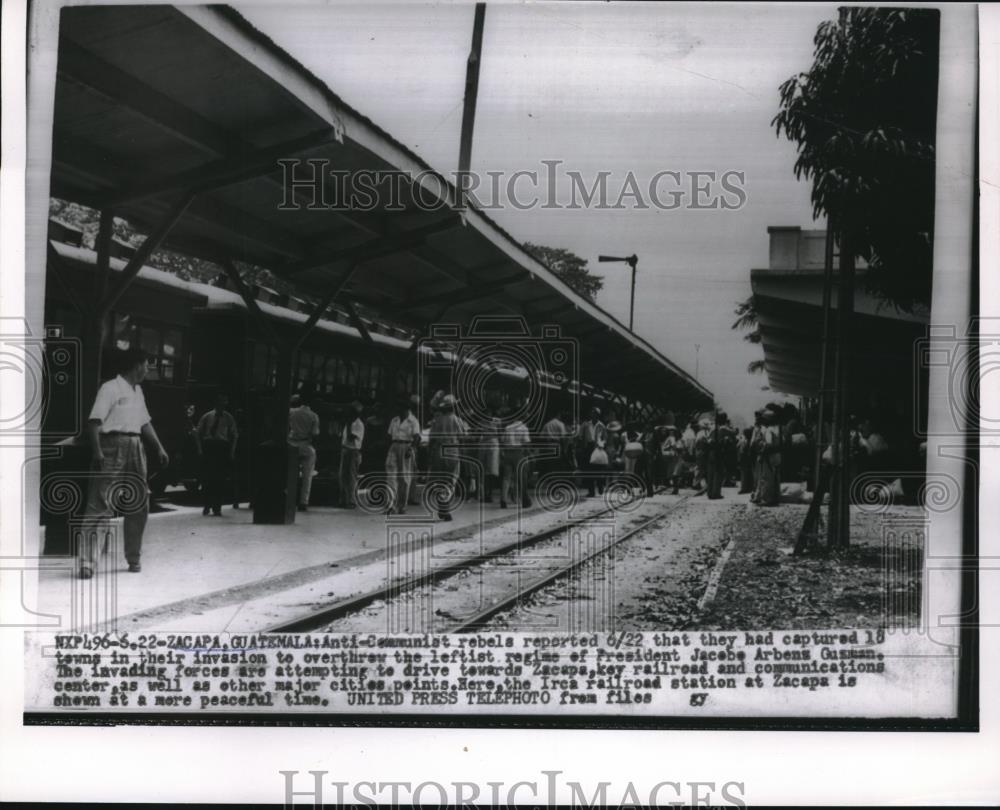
695, 343, 701, 381
598, 253, 638, 331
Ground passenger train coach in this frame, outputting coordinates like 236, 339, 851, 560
41, 220, 652, 526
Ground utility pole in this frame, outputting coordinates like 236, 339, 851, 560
597, 253, 638, 331
457, 3, 487, 210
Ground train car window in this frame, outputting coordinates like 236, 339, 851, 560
323, 357, 336, 393
49, 305, 82, 338
266, 345, 278, 388
140, 327, 160, 381
113, 313, 134, 350
163, 329, 182, 359
251, 343, 267, 386
310, 354, 322, 386
140, 326, 159, 355
304, 352, 316, 385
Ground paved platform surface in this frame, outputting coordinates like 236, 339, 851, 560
35, 490, 637, 633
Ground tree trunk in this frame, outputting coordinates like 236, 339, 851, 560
827, 231, 855, 550
795, 225, 836, 555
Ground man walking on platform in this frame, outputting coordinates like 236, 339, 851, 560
428, 392, 465, 520
407, 393, 423, 507
288, 393, 319, 512
638, 421, 658, 498
539, 409, 569, 480
737, 427, 755, 495
385, 398, 421, 515
576, 407, 607, 497
500, 408, 532, 510
706, 412, 735, 500
195, 392, 238, 516
339, 401, 365, 508
78, 348, 169, 578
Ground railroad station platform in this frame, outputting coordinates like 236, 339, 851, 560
34, 489, 642, 634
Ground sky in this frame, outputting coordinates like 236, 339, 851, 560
242, 2, 837, 423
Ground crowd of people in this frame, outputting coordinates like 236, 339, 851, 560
268, 394, 818, 520
177, 390, 907, 522
73, 344, 914, 580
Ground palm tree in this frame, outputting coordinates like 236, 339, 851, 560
733, 296, 765, 371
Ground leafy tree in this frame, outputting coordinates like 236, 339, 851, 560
772, 7, 939, 312
524, 242, 604, 302
773, 8, 939, 552
51, 199, 310, 293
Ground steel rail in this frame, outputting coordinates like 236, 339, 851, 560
263, 488, 670, 633
444, 494, 692, 632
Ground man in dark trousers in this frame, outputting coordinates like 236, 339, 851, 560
78, 348, 169, 577
706, 412, 735, 500
575, 406, 607, 497
195, 392, 238, 516
339, 401, 365, 508
288, 393, 320, 511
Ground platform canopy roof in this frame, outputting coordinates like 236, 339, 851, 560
751, 265, 929, 397
48, 4, 712, 411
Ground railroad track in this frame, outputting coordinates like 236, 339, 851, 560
263, 489, 689, 634
443, 496, 691, 632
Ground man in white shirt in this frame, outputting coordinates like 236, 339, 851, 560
859, 419, 890, 457
288, 393, 320, 511
501, 412, 532, 509
339, 401, 365, 508
575, 407, 606, 497
539, 410, 569, 480
385, 399, 421, 514
79, 348, 169, 577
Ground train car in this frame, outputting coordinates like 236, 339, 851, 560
42, 222, 594, 520
45, 235, 206, 495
